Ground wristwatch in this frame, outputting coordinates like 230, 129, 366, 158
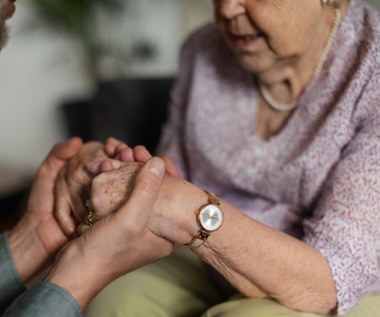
186, 190, 224, 249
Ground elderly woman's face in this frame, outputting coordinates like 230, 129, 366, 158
213, 0, 324, 73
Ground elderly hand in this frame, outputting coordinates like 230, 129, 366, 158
78, 161, 143, 234
80, 139, 187, 240
81, 149, 179, 218
77, 139, 181, 233
46, 157, 174, 310
53, 141, 116, 237
102, 137, 180, 178
8, 138, 82, 283
82, 158, 205, 246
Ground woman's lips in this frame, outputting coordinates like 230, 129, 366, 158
228, 32, 262, 50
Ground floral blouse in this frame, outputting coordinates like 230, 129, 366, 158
158, 0, 380, 314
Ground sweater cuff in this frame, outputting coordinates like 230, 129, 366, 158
2, 282, 82, 317
0, 232, 26, 313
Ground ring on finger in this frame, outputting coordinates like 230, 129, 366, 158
84, 199, 94, 227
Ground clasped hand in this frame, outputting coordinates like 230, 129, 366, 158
53, 138, 181, 236
8, 137, 176, 309
60, 138, 200, 247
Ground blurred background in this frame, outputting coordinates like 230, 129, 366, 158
0, 0, 213, 229
0, 0, 212, 210
0, 0, 379, 229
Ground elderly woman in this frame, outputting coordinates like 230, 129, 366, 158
56, 0, 380, 316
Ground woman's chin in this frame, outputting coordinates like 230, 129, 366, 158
235, 55, 270, 75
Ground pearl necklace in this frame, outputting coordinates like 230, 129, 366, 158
259, 8, 342, 112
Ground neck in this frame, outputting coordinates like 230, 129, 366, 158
258, 3, 347, 107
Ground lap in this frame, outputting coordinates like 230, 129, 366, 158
85, 247, 224, 317
86, 248, 379, 317
203, 294, 380, 317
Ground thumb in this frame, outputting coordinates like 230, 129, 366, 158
38, 137, 83, 177
117, 157, 165, 228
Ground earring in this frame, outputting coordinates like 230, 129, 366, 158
321, 0, 328, 6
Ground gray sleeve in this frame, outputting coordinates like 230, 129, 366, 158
0, 233, 25, 314
2, 282, 82, 317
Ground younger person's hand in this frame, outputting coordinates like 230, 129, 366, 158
8, 138, 82, 283
46, 157, 174, 310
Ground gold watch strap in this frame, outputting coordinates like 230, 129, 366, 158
204, 190, 220, 205
186, 230, 210, 249
185, 190, 220, 249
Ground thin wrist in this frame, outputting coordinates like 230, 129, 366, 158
153, 176, 209, 244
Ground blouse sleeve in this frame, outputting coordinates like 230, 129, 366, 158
303, 113, 380, 314
156, 34, 197, 179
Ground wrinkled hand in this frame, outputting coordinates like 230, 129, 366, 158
78, 161, 142, 234
83, 158, 203, 246
54, 141, 112, 237
79, 138, 184, 237
103, 137, 180, 177
8, 137, 82, 283
46, 158, 174, 310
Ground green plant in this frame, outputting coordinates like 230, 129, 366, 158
28, 0, 126, 81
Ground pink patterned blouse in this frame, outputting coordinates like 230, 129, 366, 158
158, 0, 380, 314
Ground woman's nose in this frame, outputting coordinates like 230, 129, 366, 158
216, 0, 246, 20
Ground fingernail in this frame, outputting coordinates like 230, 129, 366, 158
148, 157, 164, 177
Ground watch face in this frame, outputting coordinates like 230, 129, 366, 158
199, 204, 224, 232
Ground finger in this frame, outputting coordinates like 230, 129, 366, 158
54, 196, 78, 238
51, 137, 83, 161
105, 137, 128, 157
99, 160, 118, 173
133, 145, 152, 163
162, 156, 181, 177
116, 147, 134, 162
32, 137, 82, 238
104, 137, 121, 157
115, 143, 128, 154
38, 137, 83, 178
85, 161, 103, 175
86, 159, 124, 175
54, 181, 85, 238
86, 160, 109, 175
77, 223, 91, 236
117, 157, 165, 228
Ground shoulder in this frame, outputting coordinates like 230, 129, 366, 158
337, 0, 380, 118
345, 0, 380, 67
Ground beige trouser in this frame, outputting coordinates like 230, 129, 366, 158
86, 248, 380, 317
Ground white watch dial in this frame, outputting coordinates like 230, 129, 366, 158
199, 204, 224, 232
